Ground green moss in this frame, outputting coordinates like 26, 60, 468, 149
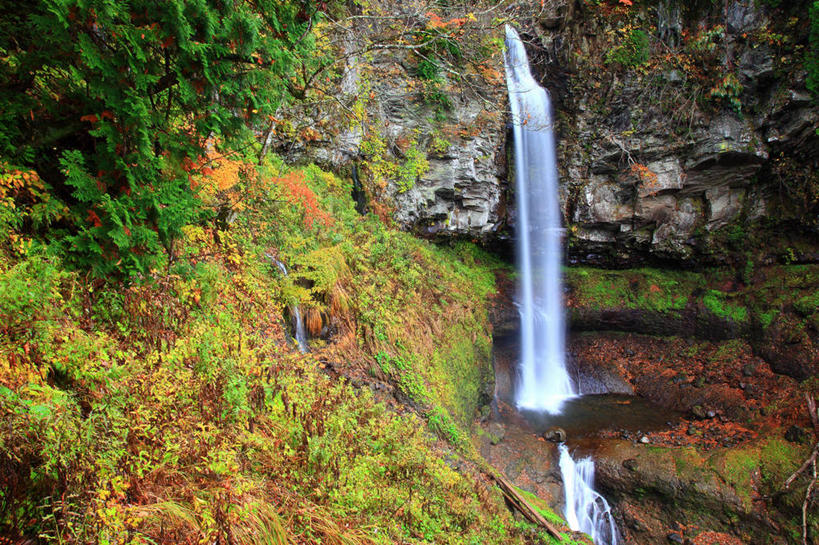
567, 266, 700, 313
759, 437, 807, 489
758, 309, 779, 328
710, 448, 759, 511
672, 447, 707, 476
793, 292, 819, 317
515, 488, 567, 526
703, 290, 748, 323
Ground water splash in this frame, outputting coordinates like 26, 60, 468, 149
503, 25, 575, 413
559, 445, 619, 545
265, 253, 309, 353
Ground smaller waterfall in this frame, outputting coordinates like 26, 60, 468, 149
266, 254, 309, 353
559, 445, 619, 545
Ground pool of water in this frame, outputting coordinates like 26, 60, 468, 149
516, 393, 681, 440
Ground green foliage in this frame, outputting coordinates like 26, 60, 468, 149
605, 28, 650, 68
0, 0, 327, 276
808, 2, 819, 96
396, 143, 430, 193
416, 59, 441, 81
703, 289, 748, 323
687, 25, 725, 54
793, 292, 819, 316
0, 154, 529, 543
422, 82, 454, 122
709, 73, 743, 113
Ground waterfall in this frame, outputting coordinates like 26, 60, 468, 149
503, 25, 575, 413
265, 254, 309, 353
559, 445, 619, 545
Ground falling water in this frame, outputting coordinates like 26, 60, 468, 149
559, 445, 619, 545
503, 25, 575, 413
265, 254, 309, 353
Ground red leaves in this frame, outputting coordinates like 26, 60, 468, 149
275, 172, 333, 229
87, 210, 102, 227
81, 114, 99, 123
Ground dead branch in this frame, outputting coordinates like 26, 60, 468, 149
781, 394, 819, 545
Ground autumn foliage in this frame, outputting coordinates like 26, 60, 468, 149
274, 172, 333, 229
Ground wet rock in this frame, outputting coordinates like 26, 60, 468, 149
595, 439, 768, 544
543, 427, 567, 443
667, 532, 684, 544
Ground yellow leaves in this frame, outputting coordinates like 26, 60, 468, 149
477, 63, 503, 85
630, 163, 660, 195
0, 161, 44, 199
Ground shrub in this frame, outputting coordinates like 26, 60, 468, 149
605, 28, 650, 68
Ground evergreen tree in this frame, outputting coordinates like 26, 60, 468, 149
0, 0, 327, 276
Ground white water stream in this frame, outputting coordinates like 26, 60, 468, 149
266, 254, 309, 353
504, 25, 619, 545
559, 445, 619, 545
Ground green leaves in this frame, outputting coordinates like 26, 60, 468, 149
0, 0, 328, 277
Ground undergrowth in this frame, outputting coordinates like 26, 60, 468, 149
0, 155, 527, 544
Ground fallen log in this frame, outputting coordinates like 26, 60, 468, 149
491, 472, 566, 541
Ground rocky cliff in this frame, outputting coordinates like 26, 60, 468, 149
547, 0, 818, 265
281, 1, 817, 267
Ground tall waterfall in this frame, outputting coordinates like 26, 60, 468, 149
503, 25, 575, 413
559, 445, 619, 545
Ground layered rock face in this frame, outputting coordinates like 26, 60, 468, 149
548, 0, 819, 264
279, 1, 817, 264
276, 24, 511, 243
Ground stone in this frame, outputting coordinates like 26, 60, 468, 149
640, 436, 651, 444
544, 427, 567, 443
573, 176, 635, 226
725, 1, 761, 35
667, 532, 684, 544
